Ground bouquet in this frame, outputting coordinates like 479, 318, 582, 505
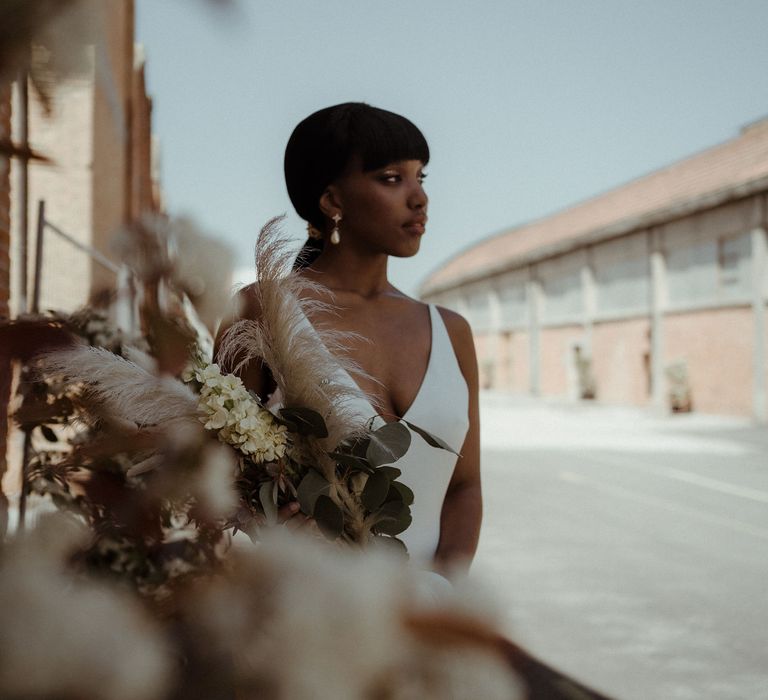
183, 354, 420, 548
181, 216, 456, 549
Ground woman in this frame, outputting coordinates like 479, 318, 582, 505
215, 103, 481, 578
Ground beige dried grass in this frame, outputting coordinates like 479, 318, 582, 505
35, 344, 198, 429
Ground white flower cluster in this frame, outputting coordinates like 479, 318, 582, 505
191, 363, 288, 462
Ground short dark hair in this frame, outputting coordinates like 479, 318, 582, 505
285, 102, 429, 269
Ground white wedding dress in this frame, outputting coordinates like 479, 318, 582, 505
291, 302, 470, 567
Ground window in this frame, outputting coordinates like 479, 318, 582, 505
497, 270, 528, 327
466, 287, 492, 331
666, 235, 718, 307
718, 232, 751, 300
539, 254, 583, 325
594, 234, 650, 316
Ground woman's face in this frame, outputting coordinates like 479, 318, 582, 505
325, 156, 428, 258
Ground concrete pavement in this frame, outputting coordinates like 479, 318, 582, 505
473, 392, 768, 700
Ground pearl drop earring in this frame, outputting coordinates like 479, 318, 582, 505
330, 214, 341, 245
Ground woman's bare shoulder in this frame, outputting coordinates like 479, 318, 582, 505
434, 304, 472, 340
434, 305, 477, 378
231, 283, 261, 320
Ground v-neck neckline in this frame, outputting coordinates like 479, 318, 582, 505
298, 302, 435, 425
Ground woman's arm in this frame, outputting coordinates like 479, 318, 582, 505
213, 284, 276, 400
215, 284, 310, 525
433, 309, 482, 578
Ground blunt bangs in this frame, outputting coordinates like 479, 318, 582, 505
349, 107, 430, 172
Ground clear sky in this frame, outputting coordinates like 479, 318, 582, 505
135, 0, 768, 297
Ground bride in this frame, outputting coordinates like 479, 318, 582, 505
215, 102, 481, 578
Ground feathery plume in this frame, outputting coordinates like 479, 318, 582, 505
35, 344, 198, 428
217, 217, 382, 453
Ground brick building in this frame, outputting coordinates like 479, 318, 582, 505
2, 0, 158, 493
7, 0, 157, 318
420, 118, 768, 422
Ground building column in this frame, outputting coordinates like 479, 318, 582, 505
455, 293, 470, 322
581, 252, 596, 354
751, 226, 767, 423
488, 286, 502, 390
527, 270, 542, 396
650, 228, 667, 412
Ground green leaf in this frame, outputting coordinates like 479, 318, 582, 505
329, 451, 374, 474
336, 435, 370, 459
391, 481, 414, 506
366, 422, 411, 467
313, 495, 344, 539
361, 470, 390, 512
384, 485, 402, 504
377, 466, 402, 480
259, 481, 277, 526
372, 500, 412, 536
296, 469, 330, 515
279, 407, 329, 438
402, 419, 459, 455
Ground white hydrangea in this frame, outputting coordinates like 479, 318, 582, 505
193, 363, 288, 462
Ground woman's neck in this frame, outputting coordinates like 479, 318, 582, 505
304, 246, 393, 299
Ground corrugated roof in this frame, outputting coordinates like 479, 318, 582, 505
421, 117, 768, 295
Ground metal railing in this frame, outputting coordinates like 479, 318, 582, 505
16, 199, 137, 532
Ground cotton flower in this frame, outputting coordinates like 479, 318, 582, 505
0, 514, 172, 700
184, 529, 523, 700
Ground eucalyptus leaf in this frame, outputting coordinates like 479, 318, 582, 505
383, 485, 403, 504
361, 470, 390, 512
376, 466, 402, 480
345, 436, 371, 459
296, 469, 330, 515
391, 481, 414, 505
313, 495, 344, 539
402, 419, 459, 455
279, 406, 329, 438
258, 481, 278, 526
373, 500, 412, 536
329, 451, 374, 474
366, 422, 411, 466
375, 511, 412, 537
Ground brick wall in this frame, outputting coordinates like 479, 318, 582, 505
539, 324, 586, 398
592, 317, 652, 406
664, 307, 753, 415
90, 0, 134, 298
0, 82, 10, 317
132, 55, 156, 217
1, 80, 12, 498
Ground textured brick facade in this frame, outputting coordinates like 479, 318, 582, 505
539, 324, 585, 398
664, 307, 753, 415
592, 318, 651, 406
1, 81, 11, 494
0, 82, 10, 317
